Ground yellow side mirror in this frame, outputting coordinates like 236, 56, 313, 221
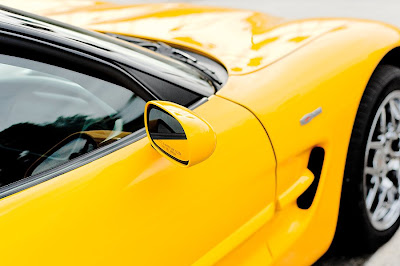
144, 101, 216, 167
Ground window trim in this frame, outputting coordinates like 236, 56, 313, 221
0, 30, 158, 102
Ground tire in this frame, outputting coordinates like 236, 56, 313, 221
333, 65, 400, 254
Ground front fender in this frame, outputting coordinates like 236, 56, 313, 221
217, 18, 400, 265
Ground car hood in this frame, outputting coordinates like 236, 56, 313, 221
1, 0, 346, 76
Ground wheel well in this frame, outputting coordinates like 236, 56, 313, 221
379, 47, 400, 68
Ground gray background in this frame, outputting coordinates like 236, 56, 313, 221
114, 0, 400, 26
112, 1, 400, 265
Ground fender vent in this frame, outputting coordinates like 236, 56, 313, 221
297, 147, 325, 209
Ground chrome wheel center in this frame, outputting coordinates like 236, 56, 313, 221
364, 91, 400, 231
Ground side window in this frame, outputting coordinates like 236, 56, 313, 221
0, 54, 146, 186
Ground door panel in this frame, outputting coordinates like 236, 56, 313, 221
0, 96, 275, 265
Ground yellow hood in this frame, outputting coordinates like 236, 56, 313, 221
1, 0, 345, 75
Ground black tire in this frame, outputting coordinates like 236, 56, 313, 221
333, 65, 400, 254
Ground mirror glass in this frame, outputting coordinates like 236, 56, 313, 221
147, 106, 189, 164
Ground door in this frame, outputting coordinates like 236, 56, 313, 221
0, 40, 276, 265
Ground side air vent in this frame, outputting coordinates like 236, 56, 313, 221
297, 147, 325, 209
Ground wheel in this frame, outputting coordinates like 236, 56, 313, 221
334, 65, 400, 254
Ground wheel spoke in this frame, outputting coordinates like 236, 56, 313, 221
365, 166, 380, 176
390, 99, 400, 121
366, 176, 380, 210
369, 140, 385, 150
372, 188, 389, 221
380, 108, 387, 133
387, 187, 396, 203
384, 200, 400, 222
373, 204, 389, 221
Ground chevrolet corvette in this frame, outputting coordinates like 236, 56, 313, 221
1, 1, 400, 265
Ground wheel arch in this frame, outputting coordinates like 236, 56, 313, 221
379, 46, 400, 69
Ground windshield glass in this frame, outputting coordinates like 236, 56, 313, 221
0, 6, 215, 96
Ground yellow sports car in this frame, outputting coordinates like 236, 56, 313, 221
0, 0, 400, 265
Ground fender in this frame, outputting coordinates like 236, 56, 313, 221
217, 19, 400, 265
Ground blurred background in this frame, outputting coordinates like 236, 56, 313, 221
109, 0, 400, 265
114, 0, 400, 26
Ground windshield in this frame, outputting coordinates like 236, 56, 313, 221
0, 6, 215, 96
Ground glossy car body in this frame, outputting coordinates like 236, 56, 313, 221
1, 1, 400, 265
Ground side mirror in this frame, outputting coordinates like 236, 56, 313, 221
144, 101, 216, 167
